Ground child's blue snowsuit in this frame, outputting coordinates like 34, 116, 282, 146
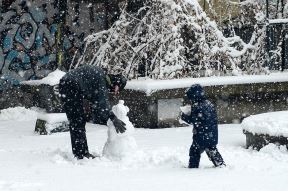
181, 84, 225, 168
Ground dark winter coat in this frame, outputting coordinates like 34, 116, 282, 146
60, 65, 111, 121
181, 84, 218, 147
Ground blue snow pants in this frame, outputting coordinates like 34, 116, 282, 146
189, 142, 225, 168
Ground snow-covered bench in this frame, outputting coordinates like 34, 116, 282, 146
35, 113, 69, 135
242, 111, 288, 150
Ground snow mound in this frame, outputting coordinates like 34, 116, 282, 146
103, 100, 138, 159
0, 107, 38, 121
241, 111, 288, 137
260, 143, 288, 155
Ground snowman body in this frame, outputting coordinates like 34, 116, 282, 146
103, 100, 137, 159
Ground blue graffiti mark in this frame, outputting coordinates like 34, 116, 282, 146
0, 47, 4, 71
15, 13, 38, 50
0, 11, 17, 33
3, 26, 19, 52
35, 23, 57, 50
0, 49, 33, 87
5, 50, 31, 71
3, 37, 13, 51
29, 5, 46, 23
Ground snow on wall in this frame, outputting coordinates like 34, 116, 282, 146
20, 69, 288, 95
269, 19, 288, 24
21, 69, 66, 86
126, 72, 288, 95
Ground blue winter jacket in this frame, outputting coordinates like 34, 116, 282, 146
181, 84, 218, 147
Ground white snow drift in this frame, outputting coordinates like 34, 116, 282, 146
0, 107, 287, 191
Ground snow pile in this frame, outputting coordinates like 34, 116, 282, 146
260, 143, 288, 157
21, 69, 66, 86
0, 107, 37, 121
241, 111, 288, 137
103, 100, 138, 159
80, 0, 255, 79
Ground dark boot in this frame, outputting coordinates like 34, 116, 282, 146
188, 143, 202, 168
205, 147, 226, 167
84, 153, 96, 159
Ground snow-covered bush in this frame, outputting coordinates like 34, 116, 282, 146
232, 1, 270, 74
77, 0, 259, 79
227, 0, 287, 73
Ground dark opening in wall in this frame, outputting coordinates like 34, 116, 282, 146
89, 4, 95, 23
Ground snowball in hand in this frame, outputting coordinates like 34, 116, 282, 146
179, 105, 191, 125
180, 105, 191, 115
102, 100, 137, 159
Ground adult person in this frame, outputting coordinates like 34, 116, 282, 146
59, 65, 127, 159
181, 84, 225, 168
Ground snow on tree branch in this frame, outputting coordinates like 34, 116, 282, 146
78, 0, 258, 79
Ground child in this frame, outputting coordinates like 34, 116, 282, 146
181, 84, 225, 168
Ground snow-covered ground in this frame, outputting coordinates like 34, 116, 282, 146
0, 107, 288, 191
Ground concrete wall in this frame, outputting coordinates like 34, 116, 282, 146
114, 82, 288, 128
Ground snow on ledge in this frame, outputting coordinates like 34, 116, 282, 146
21, 69, 66, 86
241, 111, 288, 137
19, 70, 288, 95
126, 72, 288, 95
269, 19, 288, 24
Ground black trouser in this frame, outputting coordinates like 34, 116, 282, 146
189, 142, 225, 168
59, 78, 89, 159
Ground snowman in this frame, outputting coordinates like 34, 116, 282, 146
103, 100, 137, 159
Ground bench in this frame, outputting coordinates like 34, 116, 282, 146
242, 111, 288, 150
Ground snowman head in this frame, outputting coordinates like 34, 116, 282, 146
112, 100, 129, 119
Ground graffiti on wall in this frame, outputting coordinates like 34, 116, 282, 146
0, 0, 82, 89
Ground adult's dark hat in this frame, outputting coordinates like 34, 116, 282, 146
108, 74, 127, 91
